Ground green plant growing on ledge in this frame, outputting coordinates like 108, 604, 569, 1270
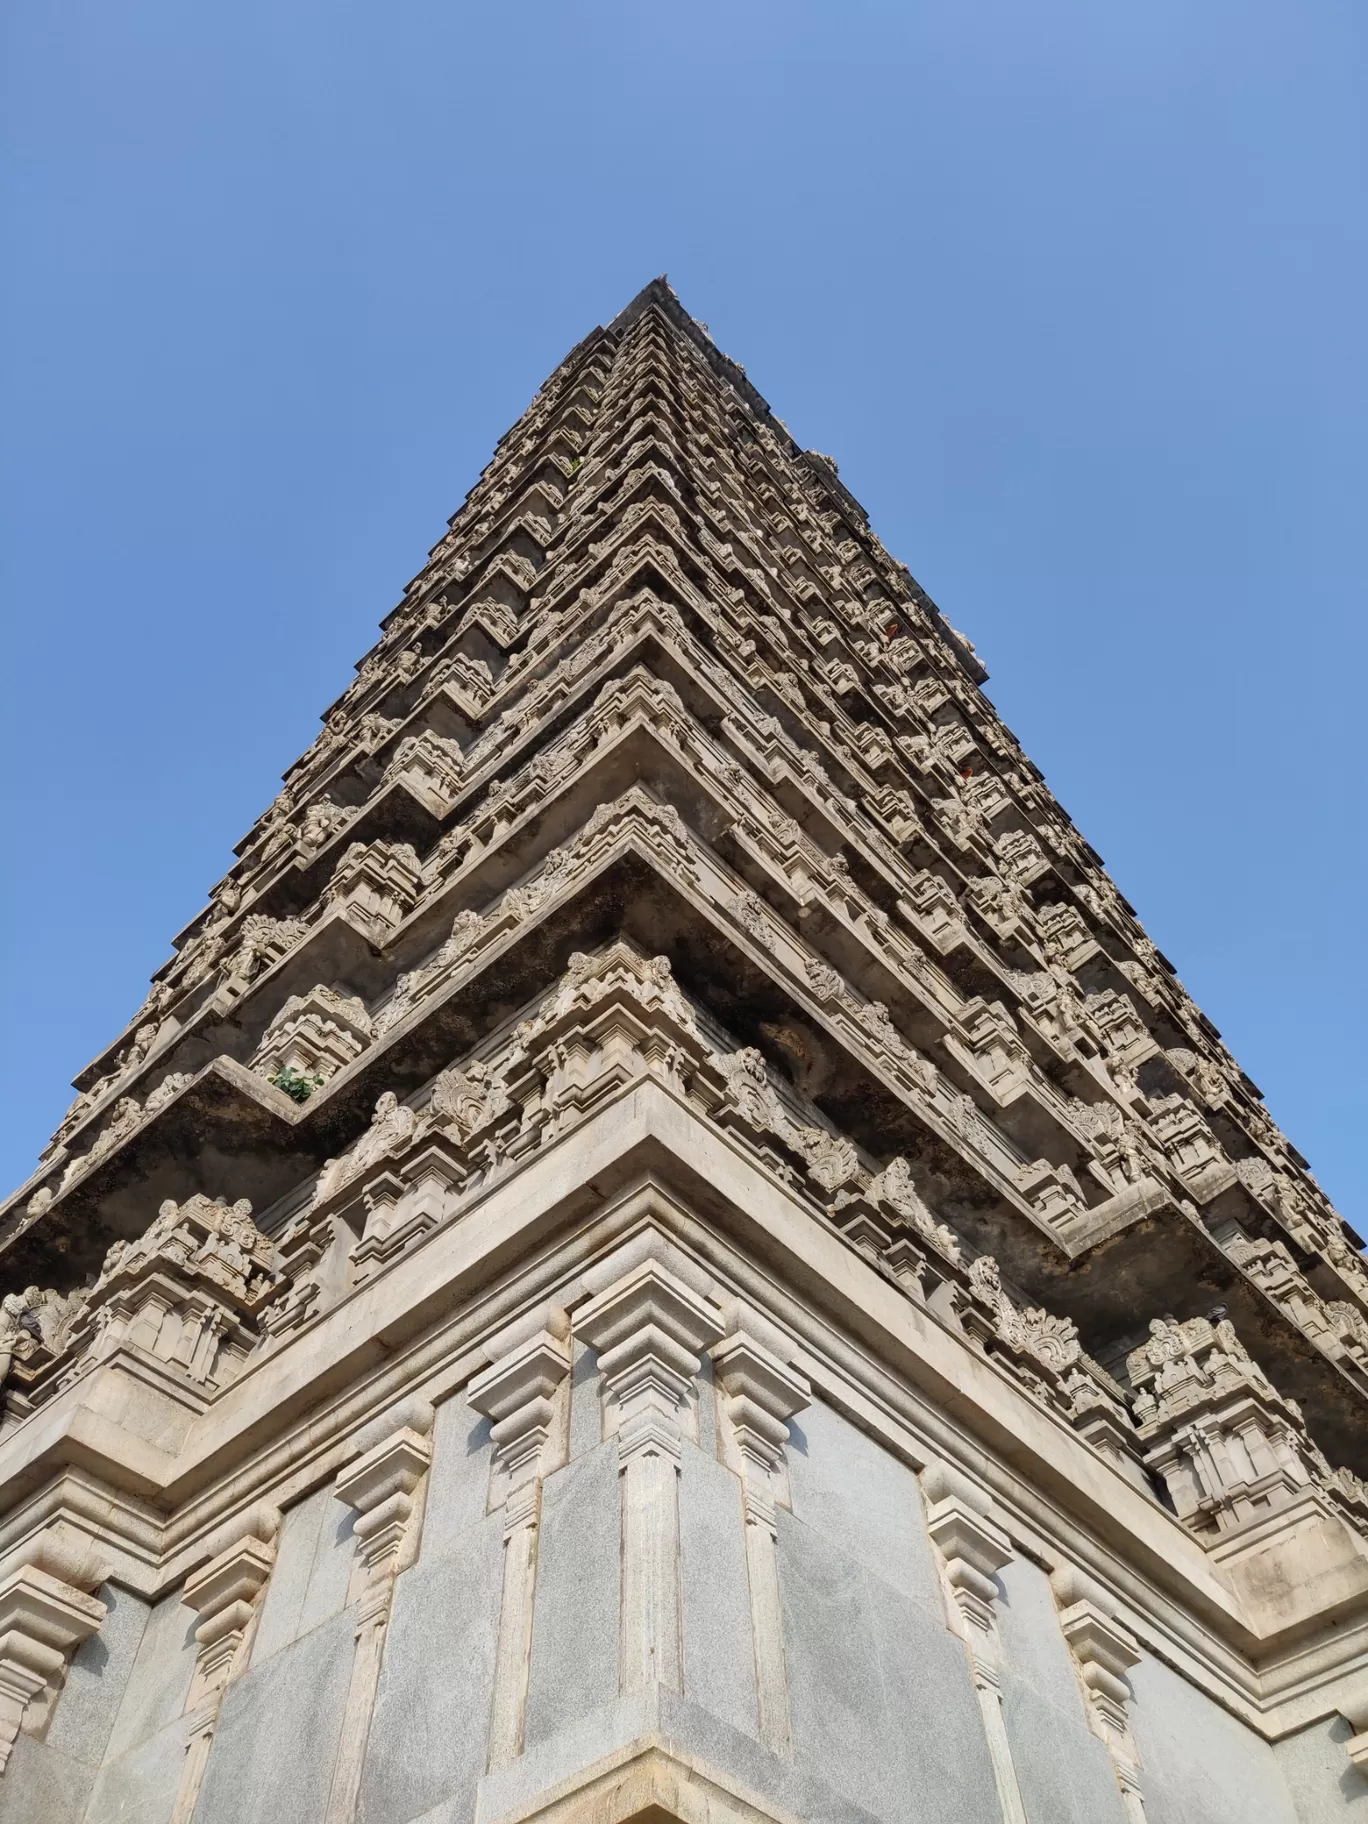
269, 1066, 323, 1104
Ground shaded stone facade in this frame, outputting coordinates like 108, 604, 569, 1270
1, 278, 1365, 1824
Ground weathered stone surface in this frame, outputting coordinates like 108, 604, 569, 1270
1130, 1653, 1299, 1824
1000, 1670, 1129, 1824
0, 1734, 92, 1824
358, 1512, 504, 1824
523, 1439, 621, 1748
995, 1557, 1129, 1823
419, 1390, 492, 1560
102, 1590, 196, 1762
476, 1684, 881, 1824
251, 1483, 356, 1663
82, 1714, 192, 1824
678, 1439, 758, 1739
786, 1395, 943, 1616
0, 278, 1362, 1823
45, 1582, 149, 1768
566, 1340, 602, 1462
193, 1605, 358, 1824
1274, 1717, 1368, 1821
777, 1506, 1001, 1822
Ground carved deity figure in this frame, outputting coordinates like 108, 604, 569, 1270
314, 1092, 417, 1206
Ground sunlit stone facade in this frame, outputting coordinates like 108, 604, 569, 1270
2, 279, 1365, 1824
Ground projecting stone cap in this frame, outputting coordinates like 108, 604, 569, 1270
468, 1302, 573, 1430
191, 1503, 283, 1570
0, 1565, 106, 1652
712, 1297, 791, 1365
335, 1428, 432, 1518
709, 1299, 811, 1430
921, 1458, 994, 1515
925, 1497, 1012, 1582
574, 1232, 725, 1464
333, 1396, 436, 1539
182, 1535, 276, 1627
573, 1257, 725, 1364
477, 1300, 572, 1365
0, 1518, 112, 1595
575, 1230, 724, 1363
922, 1459, 1012, 1630
1057, 1597, 1138, 1692
578, 1229, 715, 1304
345, 1394, 436, 1459
1336, 1671, 1368, 1773
1049, 1562, 1117, 1615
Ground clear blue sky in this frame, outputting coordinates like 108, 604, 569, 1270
2, 2, 1364, 1221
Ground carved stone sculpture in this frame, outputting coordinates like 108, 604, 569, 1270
1, 277, 1365, 1818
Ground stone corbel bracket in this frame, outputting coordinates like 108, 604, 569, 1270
468, 1303, 573, 1528
924, 1467, 1013, 1652
181, 1505, 282, 1707
575, 1238, 725, 1468
923, 1462, 1028, 1824
326, 1396, 435, 1824
172, 1505, 282, 1824
0, 1524, 109, 1773
710, 1300, 810, 1530
711, 1300, 810, 1756
1050, 1566, 1146, 1820
335, 1396, 436, 1606
468, 1303, 573, 1769
575, 1234, 724, 1696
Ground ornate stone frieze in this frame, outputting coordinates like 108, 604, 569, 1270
1227, 1234, 1368, 1379
314, 1093, 418, 1210
323, 839, 423, 943
1124, 1314, 1368, 1541
252, 985, 374, 1094
716, 1047, 862, 1197
383, 729, 466, 816
3, 280, 1366, 1822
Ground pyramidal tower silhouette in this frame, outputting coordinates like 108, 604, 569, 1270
1, 279, 1365, 1823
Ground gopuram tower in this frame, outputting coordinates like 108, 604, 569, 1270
2, 279, 1366, 1824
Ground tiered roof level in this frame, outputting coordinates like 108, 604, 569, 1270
4, 275, 1366, 1566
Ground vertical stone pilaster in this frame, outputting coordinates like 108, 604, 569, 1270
924, 1464, 1029, 1824
711, 1301, 809, 1755
575, 1238, 724, 1697
1336, 1674, 1368, 1780
0, 1550, 105, 1772
1050, 1568, 1147, 1822
325, 1398, 434, 1824
468, 1303, 573, 1769
171, 1507, 281, 1824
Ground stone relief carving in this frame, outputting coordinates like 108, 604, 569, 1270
251, 984, 374, 1093
314, 1092, 418, 1209
1125, 1314, 1368, 1539
3, 289, 1366, 1822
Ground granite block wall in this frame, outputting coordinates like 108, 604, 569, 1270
1130, 1652, 1298, 1824
12, 1366, 1368, 1824
1275, 1717, 1368, 1823
995, 1555, 1129, 1824
78, 1587, 196, 1824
